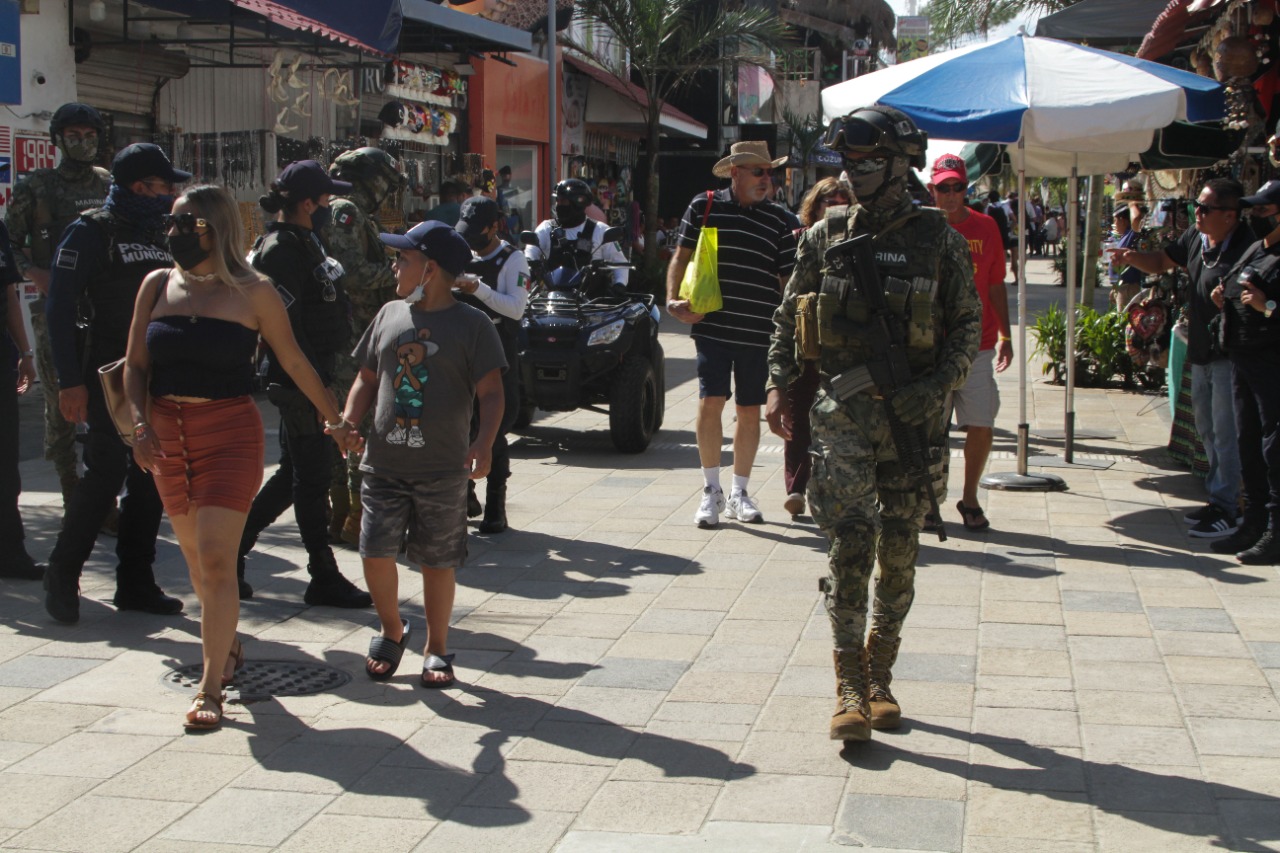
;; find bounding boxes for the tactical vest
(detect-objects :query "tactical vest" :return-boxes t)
[25,166,110,269]
[80,207,172,367]
[460,243,519,361]
[250,226,352,378]
[814,205,950,376]
[547,220,596,271]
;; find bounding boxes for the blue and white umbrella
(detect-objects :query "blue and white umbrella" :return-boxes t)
[822,34,1226,482]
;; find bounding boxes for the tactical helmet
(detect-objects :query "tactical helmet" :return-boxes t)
[823,106,927,170]
[553,178,593,212]
[49,102,106,141]
[330,146,406,198]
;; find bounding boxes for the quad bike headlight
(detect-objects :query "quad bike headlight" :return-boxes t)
[587,319,625,347]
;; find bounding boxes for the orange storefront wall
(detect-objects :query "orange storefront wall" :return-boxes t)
[469,54,556,223]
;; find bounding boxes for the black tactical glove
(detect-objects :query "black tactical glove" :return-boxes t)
[889,378,946,426]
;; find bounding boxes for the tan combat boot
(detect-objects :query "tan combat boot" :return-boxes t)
[831,648,871,743]
[867,630,902,730]
[328,483,350,543]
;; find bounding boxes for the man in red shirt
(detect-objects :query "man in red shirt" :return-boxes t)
[929,155,1014,530]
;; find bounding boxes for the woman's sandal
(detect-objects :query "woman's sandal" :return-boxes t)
[183,691,225,731]
[420,653,456,689]
[221,638,246,688]
[956,500,991,531]
[366,620,412,682]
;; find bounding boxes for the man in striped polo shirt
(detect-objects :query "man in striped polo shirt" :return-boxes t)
[667,141,797,527]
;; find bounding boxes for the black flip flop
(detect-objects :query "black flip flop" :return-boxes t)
[420,653,456,689]
[956,501,991,531]
[366,620,411,681]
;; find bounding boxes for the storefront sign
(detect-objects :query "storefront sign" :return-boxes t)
[897,16,930,63]
[0,0,18,105]
[15,133,55,177]
[562,70,587,156]
[386,59,465,106]
[361,65,386,96]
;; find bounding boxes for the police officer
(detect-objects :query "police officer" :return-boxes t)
[323,146,403,544]
[6,103,111,507]
[527,178,628,291]
[766,108,981,744]
[236,160,371,608]
[455,195,530,533]
[42,143,190,623]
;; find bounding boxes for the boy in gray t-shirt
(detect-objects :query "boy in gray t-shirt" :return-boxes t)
[343,222,506,688]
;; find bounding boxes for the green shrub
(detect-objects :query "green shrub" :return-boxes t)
[1030,303,1134,387]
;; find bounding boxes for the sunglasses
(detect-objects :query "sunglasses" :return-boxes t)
[934,183,967,194]
[825,195,851,205]
[161,213,209,233]
[1193,201,1236,215]
[745,167,772,178]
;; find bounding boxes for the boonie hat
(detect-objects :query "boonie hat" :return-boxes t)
[712,141,787,178]
[930,153,967,187]
[112,143,192,185]
[455,196,501,239]
[380,220,472,276]
[1242,179,1280,208]
[275,160,353,200]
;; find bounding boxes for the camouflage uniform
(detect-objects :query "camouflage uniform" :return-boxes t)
[321,148,401,542]
[5,161,110,491]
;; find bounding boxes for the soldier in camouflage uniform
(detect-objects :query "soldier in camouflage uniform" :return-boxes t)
[5,104,111,505]
[766,107,981,744]
[323,147,403,544]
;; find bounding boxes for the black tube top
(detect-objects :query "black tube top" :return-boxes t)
[146,315,259,399]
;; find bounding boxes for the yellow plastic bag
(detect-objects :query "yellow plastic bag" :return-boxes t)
[678,226,722,314]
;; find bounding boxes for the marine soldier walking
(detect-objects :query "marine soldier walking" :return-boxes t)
[766,108,981,743]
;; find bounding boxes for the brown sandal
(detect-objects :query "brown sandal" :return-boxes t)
[221,638,245,687]
[184,691,225,731]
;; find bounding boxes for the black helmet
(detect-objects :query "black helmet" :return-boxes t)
[50,102,105,141]
[823,106,927,171]
[554,178,593,212]
[330,146,406,199]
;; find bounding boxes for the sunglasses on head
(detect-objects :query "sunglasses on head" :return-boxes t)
[161,213,209,233]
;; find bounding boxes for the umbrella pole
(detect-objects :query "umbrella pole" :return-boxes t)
[981,140,1065,493]
[1064,163,1079,463]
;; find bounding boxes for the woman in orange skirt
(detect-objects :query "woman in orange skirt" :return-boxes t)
[123,185,360,730]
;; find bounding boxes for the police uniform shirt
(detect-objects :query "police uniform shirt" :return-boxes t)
[529,218,629,286]
[1221,240,1280,352]
[466,241,530,323]
[0,222,21,340]
[677,188,796,349]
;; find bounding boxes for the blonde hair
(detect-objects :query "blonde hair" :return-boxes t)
[178,184,265,291]
[799,177,854,227]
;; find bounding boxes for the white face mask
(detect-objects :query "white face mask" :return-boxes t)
[404,262,431,304]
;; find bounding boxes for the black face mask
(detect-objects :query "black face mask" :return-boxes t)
[464,228,491,251]
[169,232,210,271]
[556,204,586,228]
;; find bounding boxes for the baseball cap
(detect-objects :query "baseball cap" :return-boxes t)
[455,196,501,239]
[380,220,473,276]
[275,160,353,200]
[1242,180,1280,208]
[112,143,192,185]
[930,153,967,187]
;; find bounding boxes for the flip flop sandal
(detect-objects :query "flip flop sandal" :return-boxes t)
[420,653,456,689]
[956,501,991,531]
[184,691,225,732]
[366,620,412,682]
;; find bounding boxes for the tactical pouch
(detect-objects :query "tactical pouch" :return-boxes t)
[816,289,867,351]
[795,292,821,362]
[907,277,939,350]
[266,383,322,436]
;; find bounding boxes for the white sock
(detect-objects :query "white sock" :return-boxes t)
[703,467,721,491]
[732,474,749,496]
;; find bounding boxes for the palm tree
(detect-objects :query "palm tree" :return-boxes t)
[781,107,825,189]
[921,0,1079,46]
[567,0,793,274]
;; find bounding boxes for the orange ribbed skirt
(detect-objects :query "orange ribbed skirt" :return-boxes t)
[150,395,265,516]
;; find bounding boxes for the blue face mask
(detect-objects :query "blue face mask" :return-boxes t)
[310,205,331,232]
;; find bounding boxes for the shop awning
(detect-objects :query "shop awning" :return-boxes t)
[399,0,532,56]
[228,0,402,54]
[564,55,707,140]
[1034,0,1168,45]
[1137,0,1218,61]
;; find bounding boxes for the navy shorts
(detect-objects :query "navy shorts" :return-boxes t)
[694,336,768,406]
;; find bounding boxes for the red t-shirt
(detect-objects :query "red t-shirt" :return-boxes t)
[948,209,1006,351]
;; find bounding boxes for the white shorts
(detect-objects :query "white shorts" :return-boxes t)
[952,349,999,428]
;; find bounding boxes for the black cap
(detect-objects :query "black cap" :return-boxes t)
[455,196,501,239]
[379,221,472,277]
[275,159,353,200]
[112,143,192,185]
[1242,180,1280,208]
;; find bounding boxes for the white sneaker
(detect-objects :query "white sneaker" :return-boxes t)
[726,491,763,523]
[695,486,726,528]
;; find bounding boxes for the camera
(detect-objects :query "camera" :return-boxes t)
[32,72,46,85]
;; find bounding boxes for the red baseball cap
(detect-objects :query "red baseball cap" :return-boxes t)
[930,153,967,187]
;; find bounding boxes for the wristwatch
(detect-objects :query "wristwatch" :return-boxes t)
[1266,299,1276,319]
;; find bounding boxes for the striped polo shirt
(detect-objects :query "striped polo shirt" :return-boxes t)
[678,188,796,348]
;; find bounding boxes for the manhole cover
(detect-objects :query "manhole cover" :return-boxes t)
[163,660,351,697]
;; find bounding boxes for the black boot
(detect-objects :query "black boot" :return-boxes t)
[113,581,184,615]
[236,554,253,600]
[467,481,483,518]
[1238,529,1280,565]
[478,479,508,534]
[303,550,373,608]
[1211,519,1265,554]
[43,561,80,624]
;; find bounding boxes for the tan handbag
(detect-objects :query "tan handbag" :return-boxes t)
[98,357,147,447]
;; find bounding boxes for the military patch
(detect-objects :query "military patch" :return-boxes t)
[517,272,530,291]
[275,284,296,309]
[335,210,355,228]
[55,248,78,270]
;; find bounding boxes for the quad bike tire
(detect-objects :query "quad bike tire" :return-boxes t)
[652,339,666,430]
[512,398,536,431]
[610,353,660,453]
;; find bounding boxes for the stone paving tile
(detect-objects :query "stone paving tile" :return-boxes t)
[1062,611,1152,637]
[977,622,1067,651]
[1086,763,1215,814]
[160,788,331,846]
[835,792,964,852]
[1250,640,1280,668]
[504,720,638,766]
[1154,629,1250,659]
[666,670,779,705]
[6,731,169,778]
[688,641,790,674]
[974,687,1075,711]
[547,686,665,727]
[1081,724,1198,766]
[231,742,390,795]
[893,652,976,683]
[1071,660,1171,693]
[771,664,832,698]
[1166,654,1268,686]
[845,746,969,800]
[737,730,861,777]
[275,814,435,853]
[1076,689,1185,727]
[411,807,573,853]
[972,707,1080,748]
[892,682,975,719]
[710,773,844,825]
[1059,590,1143,613]
[7,794,192,853]
[1092,810,1232,853]
[0,655,103,689]
[1147,606,1236,633]
[753,696,830,734]
[979,648,1071,678]
[610,733,740,784]
[1065,635,1160,662]
[1200,756,1280,800]
[94,749,252,802]
[980,601,1063,625]
[575,779,720,833]
[326,766,480,820]
[0,772,99,829]
[575,656,688,691]
[1215,799,1280,853]
[132,841,273,853]
[1187,718,1280,758]
[628,608,723,636]
[0,701,115,744]
[462,760,611,811]
[965,788,1093,843]
[967,743,1086,793]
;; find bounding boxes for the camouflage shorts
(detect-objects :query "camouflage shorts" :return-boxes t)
[360,473,469,569]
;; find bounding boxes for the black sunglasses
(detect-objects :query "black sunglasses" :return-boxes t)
[745,167,772,178]
[934,183,967,194]
[1193,201,1236,215]
[161,213,210,233]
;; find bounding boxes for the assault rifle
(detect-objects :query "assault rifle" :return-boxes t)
[822,234,947,542]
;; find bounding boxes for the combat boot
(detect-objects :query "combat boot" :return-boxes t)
[866,630,903,730]
[303,550,372,608]
[340,500,362,548]
[236,553,253,600]
[328,483,350,544]
[831,648,871,743]
[478,480,508,534]
[467,481,483,518]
